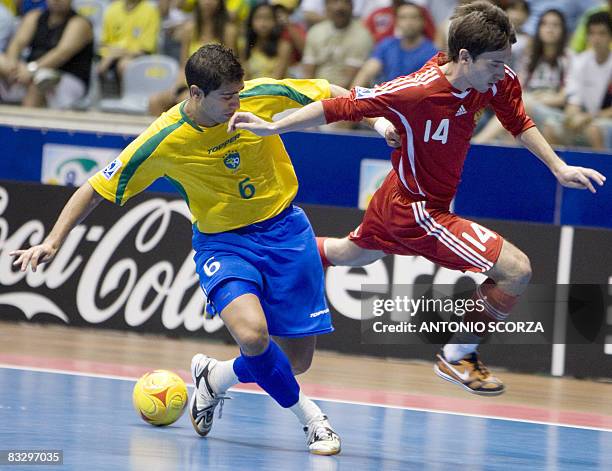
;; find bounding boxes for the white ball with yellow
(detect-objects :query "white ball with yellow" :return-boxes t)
[133,370,188,426]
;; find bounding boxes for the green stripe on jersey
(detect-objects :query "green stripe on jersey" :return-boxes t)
[239,84,313,106]
[115,121,183,205]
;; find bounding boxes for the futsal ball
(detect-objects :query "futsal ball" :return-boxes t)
[133,370,188,426]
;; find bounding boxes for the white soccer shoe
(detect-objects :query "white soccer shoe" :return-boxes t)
[304,415,341,455]
[189,353,228,437]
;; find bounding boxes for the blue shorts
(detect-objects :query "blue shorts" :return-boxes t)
[192,205,333,338]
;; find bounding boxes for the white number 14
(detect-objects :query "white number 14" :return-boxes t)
[462,223,497,252]
[424,119,449,144]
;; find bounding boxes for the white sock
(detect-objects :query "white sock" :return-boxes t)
[443,343,478,362]
[289,391,325,426]
[208,359,240,394]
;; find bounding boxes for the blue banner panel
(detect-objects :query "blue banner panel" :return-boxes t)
[560,151,612,228]
[454,144,558,223]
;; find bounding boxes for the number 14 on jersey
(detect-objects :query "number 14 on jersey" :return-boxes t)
[423,119,449,144]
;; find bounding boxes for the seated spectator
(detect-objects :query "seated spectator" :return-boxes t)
[301,0,373,89]
[242,2,292,79]
[149,0,237,115]
[352,1,437,87]
[553,11,612,149]
[272,0,305,69]
[570,0,611,53]
[300,0,389,28]
[474,9,570,144]
[0,0,93,108]
[522,0,599,39]
[0,3,15,52]
[505,0,530,68]
[97,0,160,93]
[364,0,436,45]
[521,10,569,117]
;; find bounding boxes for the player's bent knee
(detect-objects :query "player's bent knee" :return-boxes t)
[513,251,532,284]
[290,355,313,375]
[234,325,270,356]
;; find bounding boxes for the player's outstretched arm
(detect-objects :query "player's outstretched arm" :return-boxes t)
[518,127,606,193]
[228,101,327,136]
[9,182,104,271]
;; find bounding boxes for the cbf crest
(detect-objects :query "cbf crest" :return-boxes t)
[224,151,241,171]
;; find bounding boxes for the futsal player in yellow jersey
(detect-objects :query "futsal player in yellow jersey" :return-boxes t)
[10,44,397,455]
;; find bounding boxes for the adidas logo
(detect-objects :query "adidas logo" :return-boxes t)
[455,105,467,116]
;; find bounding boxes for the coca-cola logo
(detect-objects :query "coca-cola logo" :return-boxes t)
[0,185,224,333]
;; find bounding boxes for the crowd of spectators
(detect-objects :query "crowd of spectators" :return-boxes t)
[0,0,610,150]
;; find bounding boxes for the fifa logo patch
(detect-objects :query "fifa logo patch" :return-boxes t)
[102,158,122,180]
[223,151,240,170]
[354,86,375,99]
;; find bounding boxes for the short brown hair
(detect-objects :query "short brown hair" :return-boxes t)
[185,44,244,96]
[447,1,516,61]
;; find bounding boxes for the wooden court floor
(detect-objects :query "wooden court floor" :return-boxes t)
[1,320,611,423]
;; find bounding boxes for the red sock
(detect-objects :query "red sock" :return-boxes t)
[463,278,520,337]
[316,237,334,269]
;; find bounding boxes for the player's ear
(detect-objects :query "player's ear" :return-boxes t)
[458,49,472,64]
[190,85,204,100]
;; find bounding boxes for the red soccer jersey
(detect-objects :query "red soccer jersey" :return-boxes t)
[322,52,535,207]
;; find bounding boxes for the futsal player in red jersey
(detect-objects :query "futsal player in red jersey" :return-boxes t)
[228,1,606,395]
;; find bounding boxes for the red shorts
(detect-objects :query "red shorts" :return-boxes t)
[349,172,504,273]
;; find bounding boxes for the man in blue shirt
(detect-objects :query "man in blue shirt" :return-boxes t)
[352,1,438,87]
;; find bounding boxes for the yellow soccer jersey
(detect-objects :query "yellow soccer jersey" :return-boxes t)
[100,0,160,56]
[89,77,331,233]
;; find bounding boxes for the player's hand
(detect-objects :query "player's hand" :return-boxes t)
[9,243,58,272]
[227,112,275,135]
[385,125,401,148]
[554,164,606,193]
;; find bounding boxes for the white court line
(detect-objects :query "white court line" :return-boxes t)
[1,363,611,434]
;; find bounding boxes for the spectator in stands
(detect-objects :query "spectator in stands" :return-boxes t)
[474,8,569,144]
[300,0,389,28]
[364,0,436,45]
[271,0,305,70]
[522,0,599,38]
[96,0,160,91]
[148,0,237,115]
[0,3,15,52]
[550,11,612,149]
[0,0,93,108]
[301,0,373,89]
[520,10,569,116]
[505,0,530,68]
[242,2,292,80]
[352,1,437,87]
[571,0,611,53]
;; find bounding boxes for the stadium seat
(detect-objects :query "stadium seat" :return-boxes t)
[73,0,108,45]
[98,55,179,114]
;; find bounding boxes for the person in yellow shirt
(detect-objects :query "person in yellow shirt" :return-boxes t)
[96,0,160,85]
[148,0,238,116]
[10,44,395,455]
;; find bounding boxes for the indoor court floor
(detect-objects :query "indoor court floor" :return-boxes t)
[1,321,611,470]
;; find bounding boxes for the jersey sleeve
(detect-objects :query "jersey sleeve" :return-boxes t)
[239,77,331,119]
[322,82,417,124]
[490,69,536,137]
[88,123,169,206]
